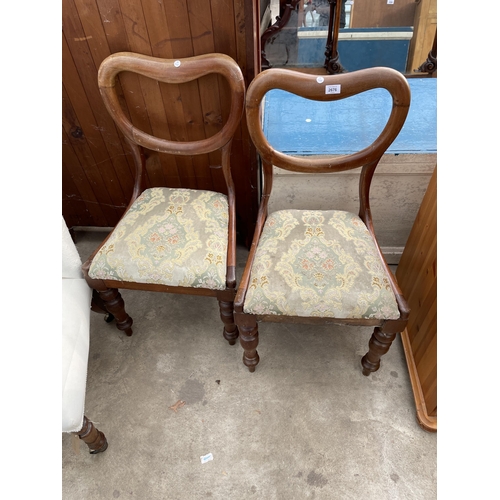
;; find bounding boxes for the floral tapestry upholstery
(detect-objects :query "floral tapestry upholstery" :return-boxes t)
[243,210,400,319]
[89,188,229,290]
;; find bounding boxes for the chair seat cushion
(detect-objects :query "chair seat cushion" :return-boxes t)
[243,210,400,319]
[89,188,229,290]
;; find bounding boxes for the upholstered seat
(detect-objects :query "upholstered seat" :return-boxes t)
[243,209,399,319]
[89,187,229,290]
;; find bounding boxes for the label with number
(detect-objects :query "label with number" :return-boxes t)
[325,84,341,95]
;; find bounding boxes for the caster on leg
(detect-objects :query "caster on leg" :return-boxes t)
[104,313,115,323]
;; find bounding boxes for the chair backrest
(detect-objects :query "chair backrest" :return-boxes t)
[245,66,411,229]
[98,52,246,201]
[99,52,245,156]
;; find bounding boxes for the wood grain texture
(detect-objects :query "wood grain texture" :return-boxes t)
[406,0,437,73]
[397,166,437,431]
[62,0,260,245]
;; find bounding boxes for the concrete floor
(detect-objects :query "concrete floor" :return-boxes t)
[62,229,437,500]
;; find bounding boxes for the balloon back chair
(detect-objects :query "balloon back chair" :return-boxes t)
[82,53,245,346]
[235,67,411,374]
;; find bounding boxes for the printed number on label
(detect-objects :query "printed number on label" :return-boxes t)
[325,84,341,95]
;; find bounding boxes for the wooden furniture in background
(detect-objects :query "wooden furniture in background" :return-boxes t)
[62,0,261,246]
[261,0,300,69]
[82,52,245,346]
[350,0,416,28]
[406,0,437,73]
[235,66,411,374]
[396,166,437,432]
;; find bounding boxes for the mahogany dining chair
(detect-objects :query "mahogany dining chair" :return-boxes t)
[82,52,245,347]
[235,66,411,374]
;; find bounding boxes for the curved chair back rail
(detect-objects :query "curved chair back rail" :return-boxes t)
[98,52,246,155]
[246,67,411,173]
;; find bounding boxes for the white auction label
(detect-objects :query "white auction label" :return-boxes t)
[325,84,341,94]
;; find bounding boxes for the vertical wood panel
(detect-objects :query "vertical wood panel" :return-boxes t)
[140,0,193,187]
[62,128,109,226]
[406,0,437,73]
[62,78,131,212]
[410,289,435,349]
[397,166,437,431]
[63,0,136,224]
[98,0,164,197]
[187,0,226,192]
[119,0,175,188]
[234,0,261,245]
[62,0,260,241]
[73,0,138,185]
[161,0,205,188]
[62,153,89,228]
[62,66,121,224]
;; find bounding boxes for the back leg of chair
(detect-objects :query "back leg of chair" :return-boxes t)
[217,289,239,345]
[237,314,260,372]
[94,286,133,337]
[75,416,108,454]
[90,289,115,323]
[361,326,398,376]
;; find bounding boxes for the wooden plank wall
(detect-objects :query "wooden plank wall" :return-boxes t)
[62,0,260,245]
[396,166,437,431]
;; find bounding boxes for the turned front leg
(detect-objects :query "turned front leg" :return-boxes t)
[237,316,260,372]
[97,288,133,336]
[218,299,239,345]
[361,327,397,376]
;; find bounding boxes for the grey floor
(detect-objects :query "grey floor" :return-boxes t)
[62,229,437,500]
